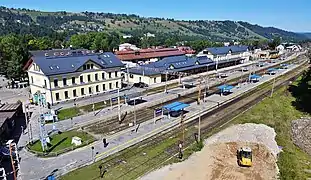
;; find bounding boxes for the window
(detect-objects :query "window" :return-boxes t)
[81,88,85,95]
[54,79,58,87]
[31,76,34,84]
[87,64,90,69]
[130,74,134,78]
[44,80,47,88]
[109,72,112,78]
[154,77,156,83]
[80,76,84,83]
[91,64,94,69]
[64,91,69,99]
[102,72,105,80]
[72,77,76,84]
[116,82,119,88]
[95,74,98,81]
[96,85,99,92]
[83,65,87,70]
[88,74,91,82]
[139,77,142,82]
[63,78,67,86]
[102,84,106,90]
[89,87,93,94]
[109,83,112,89]
[55,93,60,100]
[135,51,140,55]
[73,89,77,97]
[115,71,118,77]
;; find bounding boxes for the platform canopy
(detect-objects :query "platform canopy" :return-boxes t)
[217,84,235,92]
[163,102,190,111]
[250,74,261,80]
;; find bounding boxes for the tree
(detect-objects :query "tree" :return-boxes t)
[0,35,29,79]
[268,37,281,50]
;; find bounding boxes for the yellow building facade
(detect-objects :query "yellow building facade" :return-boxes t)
[26,50,124,105]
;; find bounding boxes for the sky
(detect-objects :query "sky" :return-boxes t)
[1,0,311,32]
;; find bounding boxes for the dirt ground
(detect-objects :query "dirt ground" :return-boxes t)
[142,142,278,180]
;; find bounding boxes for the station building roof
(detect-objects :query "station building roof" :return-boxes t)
[203,45,249,55]
[127,55,214,76]
[24,50,124,76]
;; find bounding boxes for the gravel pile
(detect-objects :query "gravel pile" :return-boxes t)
[292,118,311,156]
[205,123,282,157]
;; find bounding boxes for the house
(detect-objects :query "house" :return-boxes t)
[177,46,196,56]
[286,45,302,52]
[24,49,125,105]
[118,43,139,51]
[197,45,251,64]
[125,54,244,85]
[115,48,185,65]
[0,102,23,142]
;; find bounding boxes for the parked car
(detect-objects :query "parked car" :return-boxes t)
[133,82,148,88]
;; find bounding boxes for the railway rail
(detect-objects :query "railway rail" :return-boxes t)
[70,60,309,180]
[84,57,304,136]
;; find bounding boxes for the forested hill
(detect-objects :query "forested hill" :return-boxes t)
[0,6,308,42]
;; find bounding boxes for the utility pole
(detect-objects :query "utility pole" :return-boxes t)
[180,110,184,143]
[164,72,168,93]
[270,76,276,97]
[133,99,136,126]
[118,88,121,123]
[198,104,202,142]
[9,144,16,180]
[197,77,202,104]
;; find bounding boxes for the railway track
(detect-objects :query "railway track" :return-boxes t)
[78,60,308,180]
[84,57,303,136]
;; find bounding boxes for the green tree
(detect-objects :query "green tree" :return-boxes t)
[0,35,29,79]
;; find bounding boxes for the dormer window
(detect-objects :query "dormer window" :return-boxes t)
[195,61,199,65]
[49,66,53,70]
[169,65,174,69]
[56,66,59,69]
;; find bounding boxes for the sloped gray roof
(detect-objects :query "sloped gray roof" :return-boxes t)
[32,52,124,76]
[127,55,214,76]
[205,45,249,55]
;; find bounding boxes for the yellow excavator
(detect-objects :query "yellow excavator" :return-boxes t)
[237,147,252,167]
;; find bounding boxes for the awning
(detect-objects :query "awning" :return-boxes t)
[171,103,190,111]
[250,74,261,80]
[163,102,183,110]
[163,102,190,111]
[217,84,235,92]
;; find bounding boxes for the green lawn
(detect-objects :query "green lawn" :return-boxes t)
[57,107,82,120]
[28,130,95,156]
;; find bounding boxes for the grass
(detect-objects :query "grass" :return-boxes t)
[61,72,311,180]
[57,107,82,120]
[28,130,95,155]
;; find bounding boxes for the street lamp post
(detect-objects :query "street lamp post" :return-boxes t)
[118,88,121,123]
[91,146,95,161]
[133,99,136,126]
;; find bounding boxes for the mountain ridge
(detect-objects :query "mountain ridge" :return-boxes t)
[0,6,309,42]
